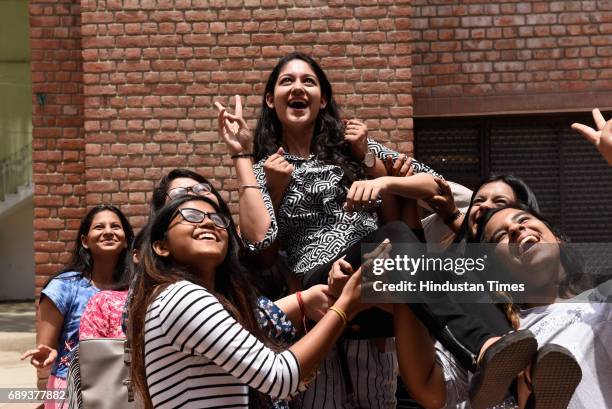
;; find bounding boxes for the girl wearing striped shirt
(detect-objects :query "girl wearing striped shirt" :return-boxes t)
[129,195,368,408]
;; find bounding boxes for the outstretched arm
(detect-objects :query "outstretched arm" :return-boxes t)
[21,296,62,369]
[571,108,612,165]
[345,173,439,212]
[215,96,274,244]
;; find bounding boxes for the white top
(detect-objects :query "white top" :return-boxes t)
[144,281,301,408]
[519,287,612,408]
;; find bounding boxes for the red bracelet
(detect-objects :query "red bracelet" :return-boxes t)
[296,291,308,333]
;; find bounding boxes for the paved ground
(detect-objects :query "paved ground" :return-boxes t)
[0,302,42,408]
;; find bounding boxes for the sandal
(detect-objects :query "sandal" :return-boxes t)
[469,329,538,409]
[526,344,582,409]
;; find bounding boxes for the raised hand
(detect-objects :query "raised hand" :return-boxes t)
[424,177,458,220]
[344,119,369,160]
[21,344,57,369]
[263,147,294,208]
[384,154,414,177]
[571,108,612,165]
[215,95,252,156]
[327,257,353,298]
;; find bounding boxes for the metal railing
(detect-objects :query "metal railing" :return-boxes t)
[0,142,31,202]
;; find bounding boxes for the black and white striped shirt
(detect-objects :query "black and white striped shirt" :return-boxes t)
[144,281,301,408]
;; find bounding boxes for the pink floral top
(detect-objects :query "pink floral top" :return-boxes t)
[79,290,128,339]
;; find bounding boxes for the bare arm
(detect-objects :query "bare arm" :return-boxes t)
[394,304,446,409]
[21,296,62,368]
[274,284,335,328]
[233,156,273,243]
[216,96,274,244]
[289,270,364,380]
[345,174,438,213]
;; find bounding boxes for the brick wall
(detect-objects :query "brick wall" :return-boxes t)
[411,0,612,116]
[78,0,413,224]
[33,1,413,290]
[31,0,86,294]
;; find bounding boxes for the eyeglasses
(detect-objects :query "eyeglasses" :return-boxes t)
[171,208,231,229]
[167,182,213,200]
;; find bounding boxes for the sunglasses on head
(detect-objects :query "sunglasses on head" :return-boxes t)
[171,207,231,229]
[166,182,213,200]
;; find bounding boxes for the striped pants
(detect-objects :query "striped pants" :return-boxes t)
[295,339,398,409]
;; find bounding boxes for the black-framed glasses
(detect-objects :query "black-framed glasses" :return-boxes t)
[167,182,213,200]
[171,208,231,229]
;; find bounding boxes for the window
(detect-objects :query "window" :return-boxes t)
[415,114,612,243]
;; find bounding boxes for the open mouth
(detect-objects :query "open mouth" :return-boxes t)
[194,231,218,242]
[518,235,539,257]
[288,100,308,109]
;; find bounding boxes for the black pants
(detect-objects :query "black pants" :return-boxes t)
[302,221,513,372]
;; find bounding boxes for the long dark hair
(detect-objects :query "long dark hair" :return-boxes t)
[476,203,593,327]
[129,196,272,408]
[45,205,134,290]
[150,168,230,216]
[254,52,364,185]
[455,174,540,243]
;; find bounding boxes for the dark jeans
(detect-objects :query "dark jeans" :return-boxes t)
[302,221,513,372]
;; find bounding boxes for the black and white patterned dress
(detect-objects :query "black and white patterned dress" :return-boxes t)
[246,139,442,278]
[246,139,441,409]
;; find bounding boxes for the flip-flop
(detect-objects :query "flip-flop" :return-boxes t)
[526,344,582,409]
[469,329,538,409]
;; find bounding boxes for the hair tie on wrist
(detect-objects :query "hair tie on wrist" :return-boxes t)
[231,153,254,159]
[444,210,462,225]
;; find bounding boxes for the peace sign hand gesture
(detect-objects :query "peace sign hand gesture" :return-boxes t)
[215,95,253,156]
[571,108,612,165]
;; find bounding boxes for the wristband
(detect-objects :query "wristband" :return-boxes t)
[239,184,261,192]
[296,291,309,333]
[444,209,462,225]
[328,305,348,326]
[231,153,254,159]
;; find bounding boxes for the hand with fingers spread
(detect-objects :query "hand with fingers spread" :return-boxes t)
[344,119,369,161]
[344,178,389,213]
[425,177,459,220]
[327,257,353,298]
[571,108,612,165]
[302,284,337,322]
[384,154,414,177]
[263,147,294,208]
[215,95,252,156]
[21,344,57,369]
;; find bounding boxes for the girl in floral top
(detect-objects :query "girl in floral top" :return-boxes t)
[21,205,134,409]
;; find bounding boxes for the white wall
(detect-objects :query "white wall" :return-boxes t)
[0,194,34,300]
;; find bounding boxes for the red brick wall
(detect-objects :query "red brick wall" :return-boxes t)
[32,1,414,290]
[79,0,414,224]
[411,0,612,116]
[31,0,86,293]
